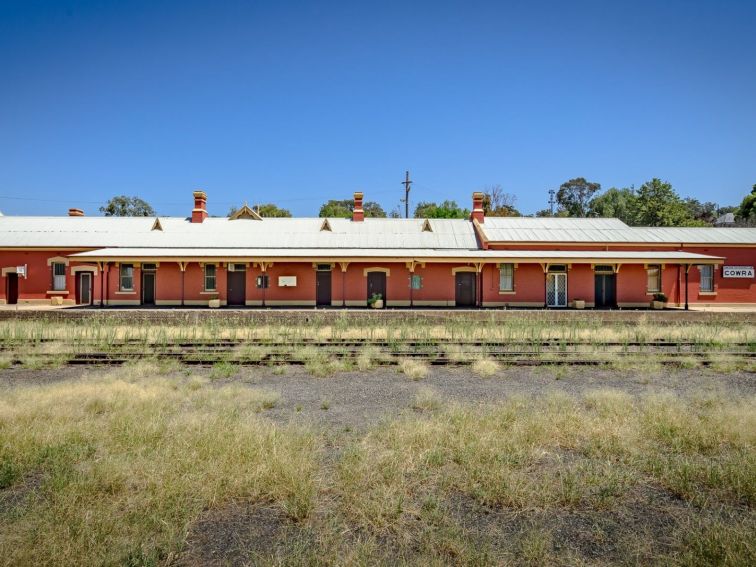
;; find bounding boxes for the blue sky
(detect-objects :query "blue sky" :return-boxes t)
[1,0,754,217]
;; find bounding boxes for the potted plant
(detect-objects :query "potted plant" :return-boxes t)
[571,299,585,309]
[368,293,384,309]
[651,292,667,310]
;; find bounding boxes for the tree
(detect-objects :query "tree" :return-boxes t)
[535,208,569,218]
[634,178,697,226]
[588,187,639,224]
[482,185,520,217]
[683,198,719,225]
[256,203,292,217]
[99,195,155,217]
[413,200,470,219]
[228,204,292,218]
[736,184,756,223]
[556,177,601,217]
[318,199,386,218]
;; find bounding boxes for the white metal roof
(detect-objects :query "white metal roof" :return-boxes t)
[0,216,479,249]
[70,248,723,263]
[1,214,754,249]
[479,217,756,244]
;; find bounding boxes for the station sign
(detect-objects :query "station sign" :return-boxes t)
[722,266,754,278]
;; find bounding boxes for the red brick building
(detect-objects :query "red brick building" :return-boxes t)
[1,191,754,309]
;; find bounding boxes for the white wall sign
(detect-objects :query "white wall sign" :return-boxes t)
[278,276,297,287]
[722,266,754,278]
[16,265,26,278]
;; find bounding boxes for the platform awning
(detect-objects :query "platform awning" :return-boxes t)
[68,248,725,265]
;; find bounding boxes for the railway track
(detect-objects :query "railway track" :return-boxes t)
[2,339,754,368]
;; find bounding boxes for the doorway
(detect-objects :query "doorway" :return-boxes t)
[6,273,18,305]
[455,272,476,307]
[316,270,332,306]
[78,272,93,305]
[227,268,246,306]
[546,272,567,307]
[141,271,155,306]
[594,273,616,308]
[367,271,386,307]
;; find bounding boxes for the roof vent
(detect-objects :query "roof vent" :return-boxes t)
[68,208,84,217]
[151,218,163,231]
[229,203,262,220]
[320,218,332,232]
[421,219,433,232]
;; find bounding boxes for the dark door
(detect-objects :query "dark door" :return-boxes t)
[79,272,93,305]
[316,271,332,306]
[6,273,18,305]
[227,271,246,306]
[367,272,386,307]
[455,272,476,307]
[141,272,155,306]
[594,274,616,308]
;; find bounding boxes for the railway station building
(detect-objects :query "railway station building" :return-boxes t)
[1,191,755,309]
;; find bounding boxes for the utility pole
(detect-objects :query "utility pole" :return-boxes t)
[548,189,556,216]
[401,171,412,218]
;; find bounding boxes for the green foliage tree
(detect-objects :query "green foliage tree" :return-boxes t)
[227,204,292,218]
[683,198,719,225]
[634,178,701,226]
[99,196,155,217]
[736,184,756,223]
[556,177,601,217]
[413,200,470,219]
[588,187,639,224]
[482,185,520,217]
[318,199,386,218]
[256,203,292,217]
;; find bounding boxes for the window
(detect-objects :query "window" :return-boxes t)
[120,264,134,291]
[499,264,514,291]
[232,263,246,272]
[699,265,714,292]
[142,263,157,271]
[52,262,66,291]
[410,274,422,290]
[204,264,216,291]
[646,265,661,293]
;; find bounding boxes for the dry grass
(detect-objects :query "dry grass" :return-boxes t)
[0,352,754,565]
[0,364,315,566]
[398,358,429,380]
[328,389,755,564]
[471,357,499,377]
[411,387,443,411]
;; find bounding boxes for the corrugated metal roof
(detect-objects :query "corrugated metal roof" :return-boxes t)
[0,216,479,249]
[1,215,754,249]
[70,247,723,263]
[480,217,756,244]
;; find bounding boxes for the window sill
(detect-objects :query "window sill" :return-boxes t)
[114,291,136,295]
[46,290,69,295]
[200,291,219,295]
[698,292,717,296]
[498,291,516,295]
[646,292,661,296]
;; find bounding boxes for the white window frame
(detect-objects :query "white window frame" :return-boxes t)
[499,264,514,292]
[699,265,714,292]
[120,264,134,291]
[52,262,66,291]
[646,265,661,293]
[204,264,217,292]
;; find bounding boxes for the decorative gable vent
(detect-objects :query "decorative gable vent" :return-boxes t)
[151,218,163,231]
[320,218,332,232]
[229,203,263,220]
[421,219,433,232]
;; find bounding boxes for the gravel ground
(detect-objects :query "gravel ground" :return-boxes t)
[2,365,753,432]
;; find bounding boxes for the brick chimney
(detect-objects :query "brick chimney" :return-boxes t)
[352,191,364,222]
[68,208,84,217]
[470,191,485,223]
[191,190,208,223]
